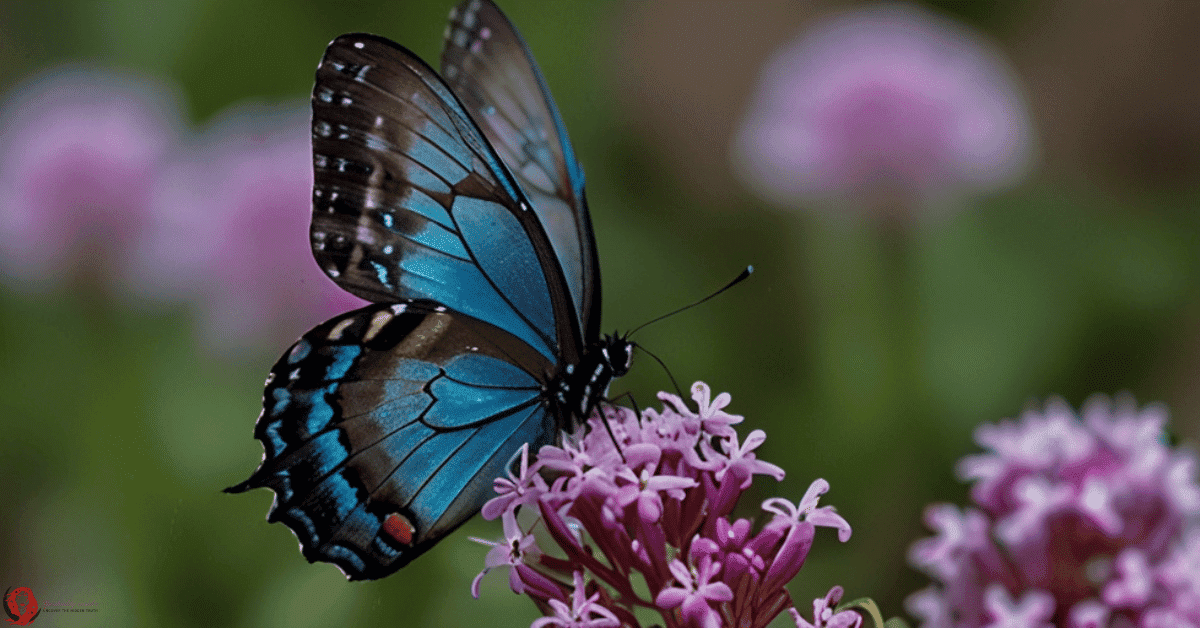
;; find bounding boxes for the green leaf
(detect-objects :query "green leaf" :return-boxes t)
[838,597,885,627]
[836,597,911,628]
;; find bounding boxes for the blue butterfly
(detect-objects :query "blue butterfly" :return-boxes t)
[226,0,632,580]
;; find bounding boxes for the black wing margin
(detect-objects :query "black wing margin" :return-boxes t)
[310,34,584,364]
[441,0,601,343]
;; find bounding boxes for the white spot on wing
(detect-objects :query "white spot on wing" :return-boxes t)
[356,224,376,245]
[364,310,392,342]
[363,186,382,213]
[328,318,355,340]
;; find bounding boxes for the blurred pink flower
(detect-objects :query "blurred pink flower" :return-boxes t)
[908,395,1200,628]
[0,67,181,289]
[0,66,364,354]
[128,104,365,355]
[732,2,1036,217]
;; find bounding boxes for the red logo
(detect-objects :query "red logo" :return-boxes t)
[3,587,39,625]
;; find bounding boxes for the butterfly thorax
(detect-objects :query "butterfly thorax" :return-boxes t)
[553,335,633,426]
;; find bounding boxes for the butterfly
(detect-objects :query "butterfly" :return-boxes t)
[226,0,633,580]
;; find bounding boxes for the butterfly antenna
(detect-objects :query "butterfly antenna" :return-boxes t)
[633,343,684,401]
[628,265,753,337]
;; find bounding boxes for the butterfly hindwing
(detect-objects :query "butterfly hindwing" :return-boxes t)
[310,34,583,364]
[442,0,600,340]
[227,301,558,580]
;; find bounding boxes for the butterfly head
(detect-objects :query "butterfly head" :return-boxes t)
[601,333,635,378]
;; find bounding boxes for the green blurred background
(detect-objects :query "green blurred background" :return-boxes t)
[2,0,1198,626]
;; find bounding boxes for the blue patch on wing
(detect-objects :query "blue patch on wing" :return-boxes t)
[440,352,539,387]
[394,247,554,360]
[423,385,539,429]
[326,345,362,380]
[412,401,549,534]
[380,215,468,260]
[452,196,554,347]
[393,188,453,230]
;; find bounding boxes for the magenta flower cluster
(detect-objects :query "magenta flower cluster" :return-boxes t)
[908,395,1200,628]
[732,2,1035,217]
[0,68,179,289]
[471,382,856,628]
[0,67,363,354]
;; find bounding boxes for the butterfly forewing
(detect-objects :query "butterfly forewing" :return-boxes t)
[442,0,600,342]
[310,34,582,363]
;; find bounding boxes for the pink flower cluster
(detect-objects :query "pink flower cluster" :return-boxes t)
[125,104,364,353]
[908,395,1200,628]
[0,68,180,288]
[0,67,363,354]
[472,382,857,628]
[732,2,1035,217]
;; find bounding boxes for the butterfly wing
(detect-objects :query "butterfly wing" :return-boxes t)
[441,0,601,343]
[310,34,583,365]
[226,301,557,579]
[227,33,595,579]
